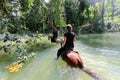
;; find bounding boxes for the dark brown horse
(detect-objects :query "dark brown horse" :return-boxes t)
[61,50,106,80]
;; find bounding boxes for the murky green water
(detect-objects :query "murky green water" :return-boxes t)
[0,46,93,80]
[75,41,120,80]
[0,33,120,80]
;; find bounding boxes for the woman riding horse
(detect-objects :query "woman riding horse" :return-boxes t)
[56,24,76,60]
[56,24,105,80]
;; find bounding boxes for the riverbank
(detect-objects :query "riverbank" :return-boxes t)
[0,34,56,73]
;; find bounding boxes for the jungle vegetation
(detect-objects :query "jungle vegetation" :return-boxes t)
[0,0,120,34]
[0,0,120,71]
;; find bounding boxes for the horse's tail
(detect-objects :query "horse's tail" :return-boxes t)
[80,67,106,80]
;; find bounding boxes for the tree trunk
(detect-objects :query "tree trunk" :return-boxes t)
[101,0,105,28]
[86,6,90,23]
[111,0,114,22]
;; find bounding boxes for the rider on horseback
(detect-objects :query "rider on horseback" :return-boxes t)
[56,24,76,60]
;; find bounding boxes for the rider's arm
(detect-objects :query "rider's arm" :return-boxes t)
[73,37,76,42]
[63,37,66,44]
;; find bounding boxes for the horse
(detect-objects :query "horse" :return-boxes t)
[61,50,106,80]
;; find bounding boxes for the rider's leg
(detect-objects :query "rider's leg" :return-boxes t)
[56,47,65,59]
[56,38,64,47]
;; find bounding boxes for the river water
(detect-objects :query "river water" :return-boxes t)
[0,33,120,80]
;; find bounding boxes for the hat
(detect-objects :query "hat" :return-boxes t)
[66,24,72,27]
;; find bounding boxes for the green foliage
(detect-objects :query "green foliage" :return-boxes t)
[64,0,88,33]
[19,0,33,12]
[114,16,120,22]
[104,0,120,31]
[0,34,52,63]
[64,0,80,25]
[0,0,120,34]
[46,0,65,28]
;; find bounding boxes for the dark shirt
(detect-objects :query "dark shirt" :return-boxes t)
[51,31,58,42]
[64,32,75,48]
[52,31,58,39]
